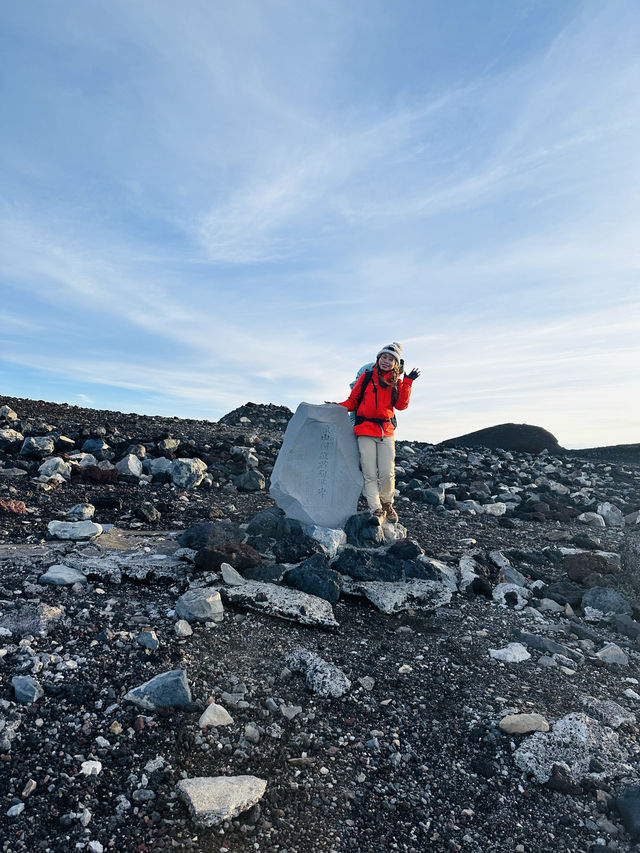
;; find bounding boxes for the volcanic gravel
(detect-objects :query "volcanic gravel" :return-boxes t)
[1,395,640,853]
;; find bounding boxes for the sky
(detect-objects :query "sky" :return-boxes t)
[1,0,639,449]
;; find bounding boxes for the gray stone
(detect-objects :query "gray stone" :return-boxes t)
[615,786,640,840]
[499,713,550,734]
[220,563,246,586]
[147,457,172,476]
[492,582,531,610]
[220,580,338,628]
[199,703,234,728]
[270,402,363,529]
[344,512,385,548]
[514,712,629,784]
[47,520,102,540]
[0,405,18,421]
[169,458,208,489]
[174,619,193,637]
[422,486,445,506]
[0,603,65,637]
[175,588,224,623]
[596,642,629,666]
[0,428,23,449]
[597,501,625,527]
[136,629,160,650]
[66,503,95,521]
[577,511,606,529]
[303,524,346,558]
[157,437,180,452]
[64,550,187,585]
[176,775,267,828]
[124,669,192,709]
[231,470,265,491]
[38,457,72,479]
[343,578,452,614]
[489,642,531,663]
[81,438,111,459]
[582,697,636,729]
[39,564,87,586]
[21,436,55,457]
[12,675,44,704]
[286,648,351,698]
[116,454,143,477]
[582,586,632,616]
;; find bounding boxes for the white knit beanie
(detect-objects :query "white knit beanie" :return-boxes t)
[376,342,403,365]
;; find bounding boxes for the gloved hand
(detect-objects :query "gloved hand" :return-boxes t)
[406,368,421,381]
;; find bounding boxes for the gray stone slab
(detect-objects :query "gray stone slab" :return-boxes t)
[221,580,338,628]
[176,775,267,828]
[175,587,224,622]
[270,403,363,529]
[39,564,87,586]
[342,578,453,614]
[124,669,192,709]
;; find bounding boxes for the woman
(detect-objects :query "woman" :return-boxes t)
[338,343,420,521]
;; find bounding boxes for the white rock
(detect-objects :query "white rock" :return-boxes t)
[577,512,606,529]
[597,501,625,527]
[499,713,550,734]
[220,563,246,586]
[81,760,103,776]
[116,454,143,477]
[514,712,629,783]
[492,583,531,610]
[489,642,531,663]
[176,775,267,827]
[199,703,234,728]
[47,520,103,540]
[38,457,72,479]
[304,524,347,558]
[175,587,224,623]
[39,565,87,586]
[174,620,193,637]
[221,580,338,628]
[66,502,95,520]
[484,502,507,516]
[0,405,18,420]
[169,458,208,489]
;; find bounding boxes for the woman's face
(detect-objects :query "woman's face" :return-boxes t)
[378,353,396,372]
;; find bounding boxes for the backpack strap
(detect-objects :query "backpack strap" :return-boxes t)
[355,369,373,414]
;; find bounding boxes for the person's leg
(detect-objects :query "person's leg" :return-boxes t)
[378,437,395,504]
[357,436,382,511]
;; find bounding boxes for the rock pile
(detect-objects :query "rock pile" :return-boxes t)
[1,395,640,853]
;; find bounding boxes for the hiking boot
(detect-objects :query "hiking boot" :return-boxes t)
[372,507,386,520]
[381,502,398,522]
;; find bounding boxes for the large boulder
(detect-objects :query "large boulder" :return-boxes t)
[270,403,363,529]
[169,458,208,489]
[283,553,342,603]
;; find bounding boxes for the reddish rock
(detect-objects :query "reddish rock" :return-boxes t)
[0,498,27,515]
[195,542,262,572]
[70,464,118,485]
[564,552,618,584]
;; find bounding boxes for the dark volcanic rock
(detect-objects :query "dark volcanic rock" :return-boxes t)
[441,422,561,453]
[195,542,262,571]
[563,551,618,583]
[177,520,245,550]
[283,553,342,603]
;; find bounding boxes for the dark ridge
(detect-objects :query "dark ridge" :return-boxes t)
[563,443,640,465]
[440,422,561,454]
[219,401,293,430]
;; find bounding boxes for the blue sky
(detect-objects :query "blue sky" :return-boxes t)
[1,0,639,448]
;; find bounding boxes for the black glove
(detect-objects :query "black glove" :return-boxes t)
[407,368,421,381]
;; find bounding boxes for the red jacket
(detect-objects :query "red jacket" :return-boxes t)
[339,368,413,437]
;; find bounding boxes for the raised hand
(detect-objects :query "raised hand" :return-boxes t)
[407,368,421,381]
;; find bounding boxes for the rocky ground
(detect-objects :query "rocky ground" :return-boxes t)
[1,395,640,853]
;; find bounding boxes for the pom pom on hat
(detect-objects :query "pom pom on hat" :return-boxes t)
[376,342,403,364]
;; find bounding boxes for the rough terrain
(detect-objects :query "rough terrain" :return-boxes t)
[1,395,640,853]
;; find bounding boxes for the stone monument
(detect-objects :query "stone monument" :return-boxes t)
[270,403,363,529]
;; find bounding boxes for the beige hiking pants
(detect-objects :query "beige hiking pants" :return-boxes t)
[357,435,395,510]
